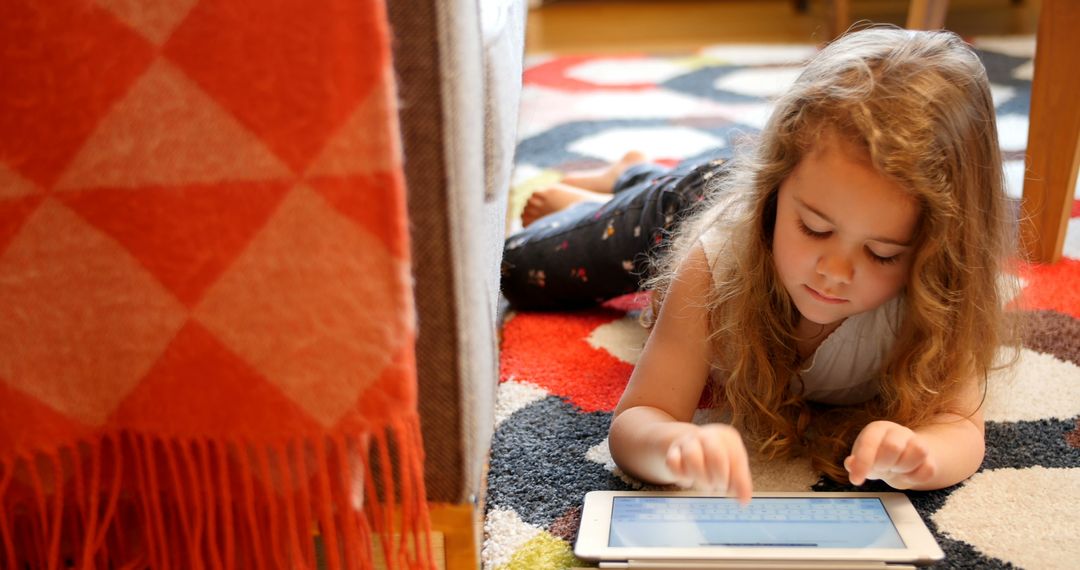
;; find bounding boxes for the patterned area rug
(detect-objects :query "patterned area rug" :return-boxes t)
[484,39,1080,569]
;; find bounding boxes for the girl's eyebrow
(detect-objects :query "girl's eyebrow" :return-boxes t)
[793,197,913,247]
[794,197,835,224]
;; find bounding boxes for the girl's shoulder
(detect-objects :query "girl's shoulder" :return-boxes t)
[698,225,729,270]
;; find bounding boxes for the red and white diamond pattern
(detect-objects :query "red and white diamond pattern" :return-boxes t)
[0,0,414,440]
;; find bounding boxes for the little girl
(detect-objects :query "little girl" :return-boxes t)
[502,27,1019,497]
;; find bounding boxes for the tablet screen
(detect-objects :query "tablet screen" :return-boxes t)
[609,497,905,549]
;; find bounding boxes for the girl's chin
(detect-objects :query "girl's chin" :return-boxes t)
[793,299,850,327]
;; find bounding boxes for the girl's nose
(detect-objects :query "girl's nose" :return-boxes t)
[816,252,854,284]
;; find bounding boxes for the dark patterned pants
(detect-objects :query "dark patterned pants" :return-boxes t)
[501,153,733,310]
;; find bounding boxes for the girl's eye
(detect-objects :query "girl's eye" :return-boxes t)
[797,220,830,239]
[868,249,901,265]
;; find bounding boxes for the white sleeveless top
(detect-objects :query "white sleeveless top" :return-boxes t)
[700,229,902,405]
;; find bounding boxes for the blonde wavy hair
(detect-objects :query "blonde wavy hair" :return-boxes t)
[647,27,1019,482]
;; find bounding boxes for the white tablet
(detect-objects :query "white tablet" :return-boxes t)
[575,491,944,569]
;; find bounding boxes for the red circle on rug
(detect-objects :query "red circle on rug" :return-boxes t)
[500,307,636,413]
[1017,258,1080,319]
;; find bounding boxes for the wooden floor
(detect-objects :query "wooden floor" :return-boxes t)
[526,0,1042,54]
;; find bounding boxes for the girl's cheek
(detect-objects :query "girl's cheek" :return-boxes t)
[875,266,910,297]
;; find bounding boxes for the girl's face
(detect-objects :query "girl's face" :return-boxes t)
[772,133,920,327]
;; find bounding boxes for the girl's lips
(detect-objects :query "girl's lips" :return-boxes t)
[805,285,848,304]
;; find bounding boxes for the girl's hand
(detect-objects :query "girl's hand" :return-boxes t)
[665,423,753,504]
[844,421,938,489]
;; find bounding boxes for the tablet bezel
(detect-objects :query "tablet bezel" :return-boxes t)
[575,491,944,565]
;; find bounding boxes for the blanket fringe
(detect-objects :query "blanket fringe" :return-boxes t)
[0,417,433,570]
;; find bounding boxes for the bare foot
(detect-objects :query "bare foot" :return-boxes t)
[561,150,648,193]
[521,183,612,227]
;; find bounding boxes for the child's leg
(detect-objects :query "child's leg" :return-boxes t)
[521,151,649,227]
[502,155,732,310]
[522,183,612,228]
[560,150,647,193]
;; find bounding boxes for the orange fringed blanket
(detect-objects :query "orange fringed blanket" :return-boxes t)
[0,1,430,568]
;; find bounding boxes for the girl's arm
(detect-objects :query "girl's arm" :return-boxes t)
[608,245,753,502]
[845,377,986,490]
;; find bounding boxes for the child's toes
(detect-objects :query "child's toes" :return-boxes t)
[521,202,542,227]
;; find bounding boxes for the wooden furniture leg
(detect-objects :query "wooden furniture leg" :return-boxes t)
[829,0,949,39]
[906,0,949,29]
[829,0,851,39]
[1021,0,1080,264]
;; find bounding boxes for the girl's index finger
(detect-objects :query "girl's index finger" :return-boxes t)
[727,446,753,505]
[847,422,889,485]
